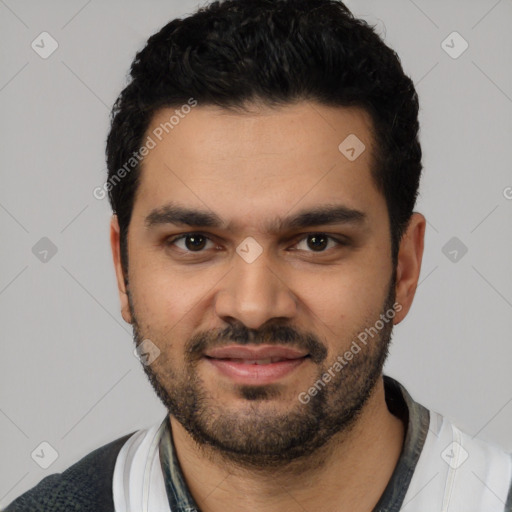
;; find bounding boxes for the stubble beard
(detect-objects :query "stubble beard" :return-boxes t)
[128,275,396,470]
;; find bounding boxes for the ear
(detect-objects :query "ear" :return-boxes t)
[110,215,133,324]
[393,213,426,325]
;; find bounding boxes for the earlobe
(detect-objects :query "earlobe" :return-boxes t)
[393,213,426,325]
[110,215,133,324]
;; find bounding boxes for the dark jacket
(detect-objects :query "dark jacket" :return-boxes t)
[4,433,133,512]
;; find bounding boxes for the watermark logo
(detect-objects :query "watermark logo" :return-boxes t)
[442,236,468,263]
[441,441,469,469]
[31,32,59,59]
[134,339,161,366]
[236,237,263,264]
[298,302,402,404]
[441,31,469,60]
[338,134,366,162]
[32,237,58,263]
[31,441,59,469]
[93,98,198,200]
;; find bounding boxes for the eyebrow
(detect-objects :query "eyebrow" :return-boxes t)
[144,202,367,233]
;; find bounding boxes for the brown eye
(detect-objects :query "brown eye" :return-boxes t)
[294,233,345,253]
[168,233,214,252]
[306,234,329,251]
[184,234,207,251]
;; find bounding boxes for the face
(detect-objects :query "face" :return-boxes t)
[111,102,418,468]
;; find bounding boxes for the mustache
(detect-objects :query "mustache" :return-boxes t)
[185,323,328,364]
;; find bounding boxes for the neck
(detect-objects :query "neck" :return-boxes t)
[169,376,405,512]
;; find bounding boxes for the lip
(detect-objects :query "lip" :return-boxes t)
[203,344,310,385]
[204,344,308,360]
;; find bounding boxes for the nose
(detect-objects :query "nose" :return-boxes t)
[214,252,297,330]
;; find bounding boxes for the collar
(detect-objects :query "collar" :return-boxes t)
[372,375,430,511]
[157,375,430,512]
[158,418,200,511]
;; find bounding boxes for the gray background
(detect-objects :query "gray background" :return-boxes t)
[1,0,511,505]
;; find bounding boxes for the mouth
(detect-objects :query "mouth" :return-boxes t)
[203,345,311,385]
[208,356,302,364]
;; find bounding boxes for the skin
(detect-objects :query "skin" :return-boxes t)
[111,101,425,512]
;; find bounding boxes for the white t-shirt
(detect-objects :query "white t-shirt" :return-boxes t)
[112,377,512,511]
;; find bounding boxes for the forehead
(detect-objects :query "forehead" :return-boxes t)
[133,102,384,231]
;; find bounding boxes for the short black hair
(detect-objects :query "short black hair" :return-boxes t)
[106,0,422,273]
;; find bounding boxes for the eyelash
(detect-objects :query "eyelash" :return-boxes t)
[165,232,348,255]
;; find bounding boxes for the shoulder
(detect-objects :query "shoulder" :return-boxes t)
[3,432,135,512]
[407,410,512,511]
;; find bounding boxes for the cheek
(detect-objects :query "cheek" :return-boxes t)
[128,256,224,335]
[128,260,184,327]
[295,262,389,338]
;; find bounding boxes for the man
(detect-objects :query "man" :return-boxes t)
[5,0,512,510]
